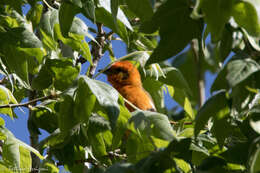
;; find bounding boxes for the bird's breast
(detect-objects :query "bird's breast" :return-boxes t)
[117,85,156,112]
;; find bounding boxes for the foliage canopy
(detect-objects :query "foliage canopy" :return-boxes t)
[0,0,260,172]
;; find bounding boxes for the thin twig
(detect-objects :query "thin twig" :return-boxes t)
[88,23,105,78]
[169,120,193,125]
[0,94,57,109]
[42,0,56,10]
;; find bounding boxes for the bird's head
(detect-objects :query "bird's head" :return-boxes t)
[102,61,142,88]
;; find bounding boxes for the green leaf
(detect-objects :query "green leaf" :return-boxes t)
[158,67,192,97]
[248,137,260,173]
[40,159,59,173]
[143,0,203,64]
[226,57,260,88]
[54,24,92,63]
[130,110,176,141]
[1,126,44,170]
[195,90,228,136]
[98,0,132,31]
[40,9,59,38]
[1,46,29,84]
[48,58,80,91]
[87,129,109,164]
[111,100,131,149]
[172,87,194,120]
[125,0,153,21]
[59,2,80,37]
[26,3,43,30]
[200,0,234,42]
[166,138,192,161]
[0,27,42,48]
[0,0,24,14]
[31,62,53,90]
[95,5,129,42]
[32,101,58,133]
[218,25,233,62]
[143,77,164,113]
[80,76,120,129]
[70,17,96,42]
[81,0,95,21]
[74,77,96,123]
[0,162,12,173]
[211,53,260,91]
[145,65,194,119]
[211,107,231,148]
[111,0,119,28]
[0,85,18,118]
[232,0,260,37]
[58,95,78,133]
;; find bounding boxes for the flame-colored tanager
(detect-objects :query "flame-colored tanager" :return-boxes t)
[103,61,156,112]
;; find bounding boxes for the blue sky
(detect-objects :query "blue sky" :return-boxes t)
[1,4,217,146]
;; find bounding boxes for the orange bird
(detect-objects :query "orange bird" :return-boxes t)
[103,61,156,112]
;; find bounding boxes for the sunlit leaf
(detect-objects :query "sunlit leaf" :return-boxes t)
[130,110,176,141]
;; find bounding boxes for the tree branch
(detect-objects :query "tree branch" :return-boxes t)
[88,23,105,78]
[0,94,57,109]
[191,39,205,108]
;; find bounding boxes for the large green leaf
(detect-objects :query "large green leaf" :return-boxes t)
[0,27,42,48]
[211,107,231,148]
[80,76,120,129]
[232,0,260,37]
[226,58,260,88]
[218,25,233,62]
[199,0,234,42]
[82,0,96,21]
[33,58,80,91]
[0,126,44,170]
[195,90,228,136]
[211,52,260,91]
[142,0,203,65]
[125,0,153,21]
[145,65,194,119]
[111,0,119,28]
[58,95,78,133]
[40,9,59,38]
[74,77,96,123]
[111,98,131,150]
[48,58,80,91]
[130,110,176,141]
[59,1,80,37]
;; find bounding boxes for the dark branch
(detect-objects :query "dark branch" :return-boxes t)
[88,23,105,78]
[0,94,58,109]
[191,39,205,107]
